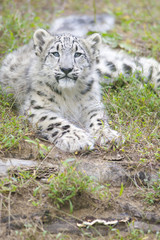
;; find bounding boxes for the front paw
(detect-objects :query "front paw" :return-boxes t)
[54,130,94,152]
[95,128,124,146]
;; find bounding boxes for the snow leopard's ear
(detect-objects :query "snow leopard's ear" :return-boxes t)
[33,29,52,56]
[85,33,102,50]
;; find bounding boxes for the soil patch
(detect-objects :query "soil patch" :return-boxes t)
[0,141,159,239]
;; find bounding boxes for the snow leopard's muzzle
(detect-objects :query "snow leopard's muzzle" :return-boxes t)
[55,67,78,82]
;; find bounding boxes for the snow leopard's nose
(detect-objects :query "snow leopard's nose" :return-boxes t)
[60,67,73,75]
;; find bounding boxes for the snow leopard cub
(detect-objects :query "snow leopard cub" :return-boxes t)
[0,29,121,152]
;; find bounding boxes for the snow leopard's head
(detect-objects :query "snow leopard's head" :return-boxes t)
[33,29,101,89]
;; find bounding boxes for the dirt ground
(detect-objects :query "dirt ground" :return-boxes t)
[0,139,160,239]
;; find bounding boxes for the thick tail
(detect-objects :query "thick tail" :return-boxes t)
[49,14,115,37]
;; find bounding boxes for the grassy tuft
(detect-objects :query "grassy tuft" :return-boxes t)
[144,173,160,205]
[48,160,111,212]
[0,87,28,150]
[103,75,160,153]
[0,0,50,59]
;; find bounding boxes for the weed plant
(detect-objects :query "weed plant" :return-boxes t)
[48,160,110,212]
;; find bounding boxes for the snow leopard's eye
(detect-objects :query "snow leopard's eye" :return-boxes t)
[51,52,60,57]
[74,52,82,58]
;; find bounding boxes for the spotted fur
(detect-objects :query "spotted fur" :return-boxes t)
[97,45,160,90]
[0,28,159,152]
